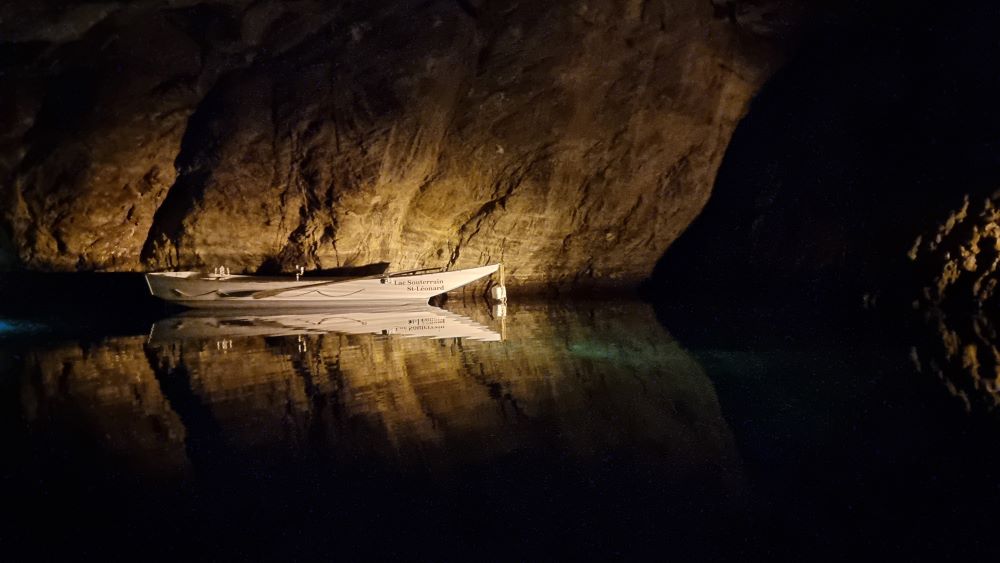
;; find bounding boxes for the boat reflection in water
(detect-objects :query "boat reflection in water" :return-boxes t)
[148,303,503,344]
[9,300,744,558]
[15,300,739,478]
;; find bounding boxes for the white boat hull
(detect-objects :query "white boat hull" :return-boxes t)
[145,264,500,308]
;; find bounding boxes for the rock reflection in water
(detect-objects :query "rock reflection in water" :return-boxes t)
[14,301,741,488]
[18,336,191,478]
[911,308,1000,413]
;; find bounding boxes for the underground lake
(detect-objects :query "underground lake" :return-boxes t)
[5,0,1000,559]
[1,277,998,560]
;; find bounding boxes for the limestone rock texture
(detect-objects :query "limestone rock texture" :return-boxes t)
[0,0,780,289]
[908,195,1000,310]
[908,195,1000,413]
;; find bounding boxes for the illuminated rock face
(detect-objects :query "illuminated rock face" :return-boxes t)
[909,196,1000,413]
[909,196,1000,310]
[0,0,781,288]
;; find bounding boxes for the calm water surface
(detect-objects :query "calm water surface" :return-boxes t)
[1,295,999,560]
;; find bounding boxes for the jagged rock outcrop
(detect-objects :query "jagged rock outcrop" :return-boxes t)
[0,0,783,289]
[908,195,1000,413]
[909,195,1000,310]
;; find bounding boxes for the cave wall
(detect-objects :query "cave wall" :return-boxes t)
[0,0,785,289]
[654,0,1000,301]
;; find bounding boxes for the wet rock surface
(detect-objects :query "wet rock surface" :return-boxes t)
[0,0,783,290]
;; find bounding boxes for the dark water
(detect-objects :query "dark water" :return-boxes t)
[1,289,999,560]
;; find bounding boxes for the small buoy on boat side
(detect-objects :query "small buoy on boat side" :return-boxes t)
[490,263,508,304]
[490,284,507,302]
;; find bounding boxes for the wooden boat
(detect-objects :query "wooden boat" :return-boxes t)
[145,264,501,308]
[147,303,501,342]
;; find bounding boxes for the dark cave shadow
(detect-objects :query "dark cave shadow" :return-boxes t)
[648,0,1000,308]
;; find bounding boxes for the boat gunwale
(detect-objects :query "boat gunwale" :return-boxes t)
[145,266,461,284]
